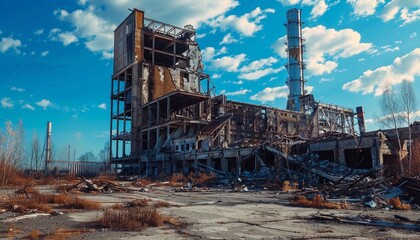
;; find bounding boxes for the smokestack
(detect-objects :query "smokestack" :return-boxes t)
[285,8,305,112]
[45,121,52,173]
[356,106,366,134]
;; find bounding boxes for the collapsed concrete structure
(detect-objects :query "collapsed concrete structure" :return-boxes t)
[109,9,415,180]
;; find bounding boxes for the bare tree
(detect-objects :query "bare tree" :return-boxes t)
[98,141,110,163]
[380,88,404,175]
[0,120,25,187]
[30,132,42,172]
[400,80,417,175]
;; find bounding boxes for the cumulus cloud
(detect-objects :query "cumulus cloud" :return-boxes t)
[41,51,49,57]
[34,28,44,35]
[207,7,275,37]
[272,25,372,75]
[10,86,25,92]
[380,0,420,26]
[22,104,35,111]
[0,37,22,53]
[278,0,329,19]
[347,0,385,17]
[410,32,417,38]
[55,0,238,58]
[97,103,107,109]
[36,99,53,110]
[1,98,13,108]
[238,57,284,81]
[220,33,239,45]
[250,86,289,102]
[250,85,313,102]
[49,28,79,46]
[213,54,247,72]
[342,48,420,96]
[220,89,251,96]
[201,46,227,62]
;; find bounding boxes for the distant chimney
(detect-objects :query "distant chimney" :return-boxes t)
[356,106,366,134]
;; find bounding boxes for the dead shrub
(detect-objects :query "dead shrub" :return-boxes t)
[388,197,411,210]
[291,194,348,209]
[194,172,216,184]
[128,199,149,207]
[170,173,186,187]
[7,173,31,186]
[282,181,298,191]
[153,201,170,208]
[99,208,163,230]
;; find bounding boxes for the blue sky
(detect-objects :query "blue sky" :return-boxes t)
[1,0,419,160]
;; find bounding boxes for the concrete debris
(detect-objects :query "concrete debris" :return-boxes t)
[65,179,133,193]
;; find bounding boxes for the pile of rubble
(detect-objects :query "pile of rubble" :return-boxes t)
[61,179,132,193]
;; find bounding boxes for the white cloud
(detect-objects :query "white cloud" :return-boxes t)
[347,0,385,17]
[36,99,52,110]
[41,51,49,57]
[250,85,313,102]
[395,40,402,44]
[399,8,420,26]
[0,37,22,53]
[239,68,284,81]
[55,0,238,58]
[207,7,275,37]
[410,32,417,38]
[277,0,330,19]
[237,57,284,80]
[272,25,372,75]
[220,33,239,45]
[220,89,251,96]
[196,33,206,39]
[1,98,13,108]
[201,46,227,62]
[10,86,25,92]
[212,53,246,72]
[250,86,289,102]
[34,28,44,35]
[22,104,35,111]
[212,73,221,79]
[310,0,328,19]
[49,28,79,46]
[342,48,420,96]
[380,0,420,26]
[97,103,107,109]
[320,77,334,82]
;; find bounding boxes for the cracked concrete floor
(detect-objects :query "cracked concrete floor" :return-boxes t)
[1,186,419,239]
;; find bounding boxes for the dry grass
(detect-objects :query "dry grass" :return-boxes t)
[66,197,101,210]
[170,173,186,187]
[388,197,411,210]
[194,172,216,184]
[111,203,124,209]
[44,228,93,240]
[128,199,149,207]
[153,201,170,208]
[7,173,32,186]
[5,192,100,212]
[282,181,298,191]
[29,229,41,239]
[99,208,163,230]
[96,173,117,181]
[291,195,348,209]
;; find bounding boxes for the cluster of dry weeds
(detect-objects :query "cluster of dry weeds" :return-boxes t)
[291,194,348,209]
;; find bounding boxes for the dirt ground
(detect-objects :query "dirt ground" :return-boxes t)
[1,184,419,239]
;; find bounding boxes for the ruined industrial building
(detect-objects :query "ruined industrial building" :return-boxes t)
[109,9,417,180]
